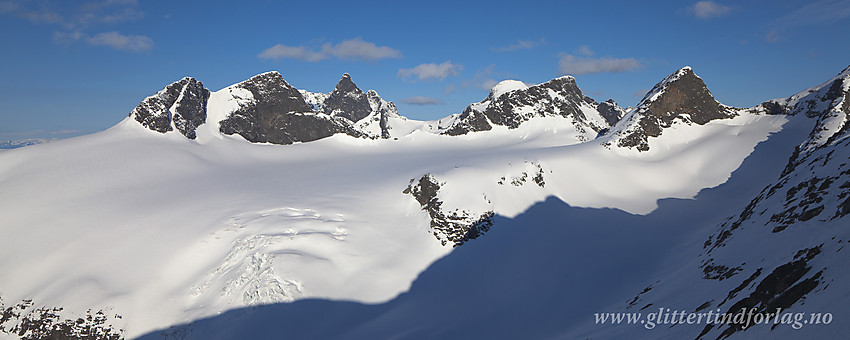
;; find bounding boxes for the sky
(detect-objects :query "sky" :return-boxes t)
[1,0,850,140]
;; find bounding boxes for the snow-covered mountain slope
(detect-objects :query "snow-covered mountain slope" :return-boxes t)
[1,66,847,339]
[568,65,850,340]
[136,106,810,340]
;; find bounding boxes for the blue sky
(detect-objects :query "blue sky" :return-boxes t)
[1,0,850,140]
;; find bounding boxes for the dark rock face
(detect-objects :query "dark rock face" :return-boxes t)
[617,68,734,151]
[443,76,607,136]
[443,110,492,136]
[644,68,728,125]
[323,73,373,123]
[404,174,494,247]
[129,77,210,139]
[760,100,787,115]
[219,72,367,144]
[698,247,823,339]
[597,99,625,126]
[172,80,210,139]
[0,297,124,339]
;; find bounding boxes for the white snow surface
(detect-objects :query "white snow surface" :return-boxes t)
[0,103,788,337]
[489,80,528,100]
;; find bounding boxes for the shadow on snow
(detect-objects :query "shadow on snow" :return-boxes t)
[137,117,811,340]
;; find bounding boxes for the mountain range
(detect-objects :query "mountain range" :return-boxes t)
[0,64,848,339]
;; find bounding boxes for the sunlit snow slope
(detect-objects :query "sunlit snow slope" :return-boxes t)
[0,67,793,338]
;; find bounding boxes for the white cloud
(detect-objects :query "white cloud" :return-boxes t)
[691,1,731,19]
[258,44,327,62]
[321,38,401,61]
[258,38,401,62]
[558,53,642,75]
[398,61,462,81]
[492,38,545,52]
[400,96,444,106]
[86,31,153,52]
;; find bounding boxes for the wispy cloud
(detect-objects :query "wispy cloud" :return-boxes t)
[1,0,150,52]
[86,31,153,52]
[258,38,402,62]
[445,64,506,94]
[765,30,783,43]
[492,38,545,52]
[6,0,142,28]
[400,96,444,106]
[19,8,64,24]
[0,1,19,14]
[324,38,401,61]
[690,1,731,19]
[398,61,462,81]
[258,44,327,62]
[54,30,152,52]
[774,0,850,27]
[558,52,642,75]
[470,64,499,91]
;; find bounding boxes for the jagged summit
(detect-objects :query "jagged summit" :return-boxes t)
[635,66,726,122]
[612,66,734,151]
[332,73,357,93]
[124,65,850,152]
[324,73,372,122]
[128,76,210,139]
[215,71,365,145]
[440,75,611,140]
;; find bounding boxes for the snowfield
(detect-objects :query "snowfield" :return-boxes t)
[0,106,785,338]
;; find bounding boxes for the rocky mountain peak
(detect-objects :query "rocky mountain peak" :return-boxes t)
[129,76,210,139]
[324,73,372,122]
[637,66,727,124]
[333,73,358,93]
[216,71,361,145]
[614,67,733,151]
[441,74,608,139]
[238,71,301,98]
